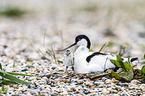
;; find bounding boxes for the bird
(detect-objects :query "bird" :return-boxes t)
[62,50,74,73]
[59,34,116,73]
[58,34,138,73]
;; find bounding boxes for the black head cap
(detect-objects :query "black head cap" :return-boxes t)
[75,35,91,49]
[57,34,91,51]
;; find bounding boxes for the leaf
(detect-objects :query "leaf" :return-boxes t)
[0,70,31,85]
[57,60,63,63]
[110,71,121,80]
[141,65,145,75]
[116,55,122,62]
[116,55,127,71]
[99,43,107,52]
[13,63,15,68]
[2,85,4,91]
[128,56,130,64]
[110,59,121,68]
[89,48,93,52]
[0,63,2,70]
[7,72,34,76]
[110,55,135,82]
[120,70,134,81]
[123,62,132,71]
[110,70,134,82]
[0,80,17,85]
[116,55,132,72]
[26,65,34,68]
[110,59,116,64]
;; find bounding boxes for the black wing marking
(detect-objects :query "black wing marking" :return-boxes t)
[130,57,138,62]
[113,67,119,72]
[86,52,107,63]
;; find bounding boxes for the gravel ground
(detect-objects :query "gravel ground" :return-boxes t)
[0,0,145,95]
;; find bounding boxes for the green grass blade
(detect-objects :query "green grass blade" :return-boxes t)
[0,80,17,85]
[0,63,2,70]
[2,85,4,91]
[7,72,34,76]
[116,55,127,71]
[110,59,121,68]
[0,7,26,17]
[128,56,130,64]
[0,70,31,85]
[99,43,107,52]
[116,55,122,62]
[110,70,133,82]
[141,65,145,75]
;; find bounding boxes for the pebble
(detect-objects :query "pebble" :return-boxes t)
[102,88,110,95]
[4,65,145,96]
[121,90,128,96]
[40,91,47,94]
[106,79,112,84]
[142,80,145,83]
[131,80,140,85]
[0,1,145,95]
[140,84,145,91]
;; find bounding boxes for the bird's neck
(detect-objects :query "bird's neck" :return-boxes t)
[77,39,91,49]
[74,46,89,56]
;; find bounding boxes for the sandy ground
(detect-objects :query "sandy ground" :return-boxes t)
[0,0,145,95]
[0,0,145,58]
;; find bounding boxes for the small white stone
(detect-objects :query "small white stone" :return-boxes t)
[131,80,140,85]
[102,88,109,95]
[121,90,129,96]
[140,84,145,91]
[106,79,112,84]
[107,88,112,91]
[121,87,125,91]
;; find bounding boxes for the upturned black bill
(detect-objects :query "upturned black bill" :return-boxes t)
[57,43,76,51]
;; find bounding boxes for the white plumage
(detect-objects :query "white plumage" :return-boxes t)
[63,50,73,66]
[73,46,116,73]
[60,34,138,73]
[63,50,74,73]
[60,34,117,73]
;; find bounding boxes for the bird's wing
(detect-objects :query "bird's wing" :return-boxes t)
[87,53,116,69]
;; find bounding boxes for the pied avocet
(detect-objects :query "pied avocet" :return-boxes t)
[63,50,74,73]
[59,34,138,73]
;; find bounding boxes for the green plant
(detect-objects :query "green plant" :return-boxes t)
[141,55,145,79]
[0,63,33,85]
[110,55,134,82]
[46,48,57,62]
[141,65,145,75]
[0,6,27,17]
[107,41,115,47]
[99,43,107,52]
[78,4,98,12]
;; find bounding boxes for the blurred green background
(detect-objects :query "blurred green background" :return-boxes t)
[0,0,145,57]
